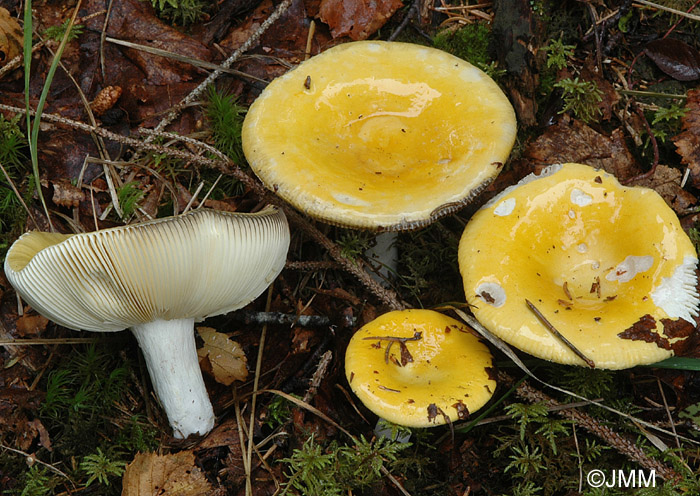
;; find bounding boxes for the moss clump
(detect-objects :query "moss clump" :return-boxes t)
[433,23,492,69]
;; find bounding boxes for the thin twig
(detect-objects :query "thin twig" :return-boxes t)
[525,299,595,368]
[146,0,294,139]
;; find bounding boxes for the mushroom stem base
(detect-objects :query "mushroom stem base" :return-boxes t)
[131,318,215,439]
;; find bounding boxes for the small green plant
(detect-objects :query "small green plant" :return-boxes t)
[43,20,84,41]
[148,0,209,26]
[116,181,145,218]
[650,102,687,142]
[280,435,410,495]
[206,86,246,164]
[336,230,371,261]
[263,395,294,429]
[554,77,603,124]
[17,466,56,496]
[80,448,127,486]
[542,37,576,70]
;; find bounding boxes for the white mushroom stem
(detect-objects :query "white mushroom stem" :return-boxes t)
[131,318,215,439]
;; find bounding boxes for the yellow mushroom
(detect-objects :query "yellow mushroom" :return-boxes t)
[242,41,516,231]
[345,309,496,427]
[458,163,699,369]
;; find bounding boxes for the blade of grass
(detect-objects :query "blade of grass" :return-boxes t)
[646,357,700,370]
[24,0,83,231]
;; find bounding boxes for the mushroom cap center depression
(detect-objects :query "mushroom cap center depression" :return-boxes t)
[477,176,685,326]
[242,41,517,229]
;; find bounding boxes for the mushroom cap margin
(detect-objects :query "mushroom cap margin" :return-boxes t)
[458,163,699,369]
[345,309,496,427]
[242,40,517,231]
[4,206,290,332]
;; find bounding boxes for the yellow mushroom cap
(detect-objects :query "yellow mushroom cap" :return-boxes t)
[458,163,699,369]
[242,41,517,231]
[345,309,496,427]
[4,207,290,332]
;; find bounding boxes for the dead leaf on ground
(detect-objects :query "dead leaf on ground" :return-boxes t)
[52,179,85,209]
[85,0,212,85]
[318,0,403,41]
[673,88,700,188]
[523,116,642,180]
[645,38,700,82]
[0,7,22,73]
[197,327,248,386]
[15,313,49,337]
[122,451,212,496]
[633,164,696,214]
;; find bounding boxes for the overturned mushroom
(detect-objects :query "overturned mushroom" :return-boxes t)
[4,207,290,438]
[458,163,699,369]
[345,309,496,427]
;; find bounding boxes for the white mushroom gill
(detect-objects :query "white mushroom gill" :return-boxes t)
[652,255,700,324]
[4,207,290,438]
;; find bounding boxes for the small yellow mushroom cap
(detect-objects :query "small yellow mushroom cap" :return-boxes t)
[458,163,699,369]
[242,41,517,231]
[345,309,496,427]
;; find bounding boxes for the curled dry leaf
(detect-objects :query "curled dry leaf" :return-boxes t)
[52,179,85,208]
[673,89,700,188]
[318,0,403,40]
[645,38,700,82]
[633,164,696,214]
[0,7,22,69]
[122,451,212,496]
[197,327,248,386]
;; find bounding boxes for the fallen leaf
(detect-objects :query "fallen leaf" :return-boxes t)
[122,451,213,496]
[673,88,700,188]
[318,0,403,40]
[52,179,85,209]
[645,38,700,82]
[523,116,642,180]
[0,7,23,73]
[15,313,49,337]
[197,327,248,386]
[633,164,696,214]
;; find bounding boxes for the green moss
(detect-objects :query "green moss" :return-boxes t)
[433,23,493,70]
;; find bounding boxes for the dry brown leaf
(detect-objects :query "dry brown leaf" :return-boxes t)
[52,179,85,208]
[318,0,403,40]
[197,327,248,386]
[634,164,696,214]
[523,117,642,180]
[0,7,23,70]
[673,89,700,188]
[15,313,48,337]
[122,451,212,496]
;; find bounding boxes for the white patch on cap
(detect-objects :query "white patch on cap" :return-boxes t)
[331,193,370,207]
[570,188,593,207]
[568,209,576,219]
[577,243,588,253]
[494,198,516,217]
[605,255,654,283]
[652,255,700,324]
[475,282,506,308]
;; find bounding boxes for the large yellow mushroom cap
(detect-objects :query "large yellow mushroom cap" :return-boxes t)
[345,309,496,427]
[458,163,699,369]
[242,41,517,231]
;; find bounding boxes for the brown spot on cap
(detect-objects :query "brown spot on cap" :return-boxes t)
[618,314,671,350]
[427,403,439,422]
[452,400,470,420]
